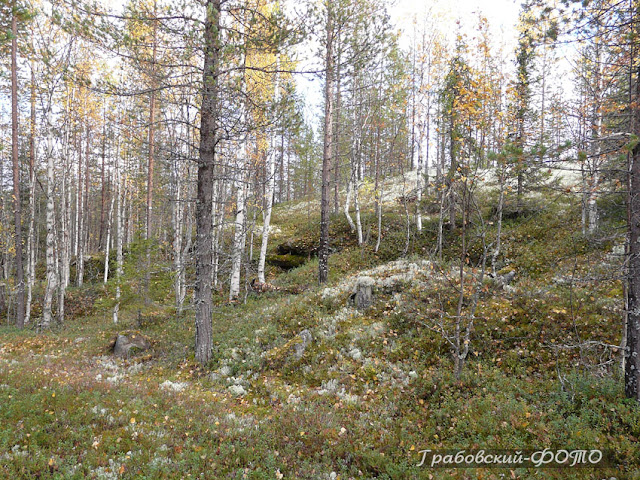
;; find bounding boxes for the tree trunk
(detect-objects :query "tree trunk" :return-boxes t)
[492,163,505,275]
[173,158,184,313]
[333,39,342,215]
[258,147,276,284]
[229,175,247,300]
[61,108,71,290]
[104,181,115,284]
[212,180,223,289]
[453,178,469,379]
[354,177,363,246]
[344,172,355,232]
[1,149,8,314]
[99,107,107,249]
[75,131,81,260]
[258,66,279,284]
[625,55,640,402]
[113,157,123,324]
[436,186,446,261]
[180,188,192,310]
[10,2,25,328]
[145,3,158,304]
[587,40,603,235]
[25,63,36,325]
[374,111,382,253]
[194,0,220,364]
[375,181,383,253]
[78,125,90,287]
[42,125,57,330]
[416,126,423,233]
[319,5,334,285]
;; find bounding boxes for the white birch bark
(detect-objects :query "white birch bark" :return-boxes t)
[229,172,247,300]
[74,139,81,259]
[113,156,123,324]
[491,164,505,275]
[353,133,363,245]
[25,147,36,325]
[375,182,383,253]
[77,136,86,287]
[103,179,115,284]
[42,129,56,329]
[61,101,71,290]
[416,124,424,233]
[56,120,71,323]
[179,191,192,313]
[344,173,355,232]
[79,130,90,286]
[587,47,603,235]
[587,169,599,234]
[25,65,36,325]
[257,62,280,284]
[212,180,224,289]
[173,159,185,313]
[258,146,277,283]
[354,177,363,245]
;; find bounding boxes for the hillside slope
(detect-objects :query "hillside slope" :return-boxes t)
[0,180,638,480]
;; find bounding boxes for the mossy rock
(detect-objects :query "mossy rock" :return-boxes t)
[109,330,151,358]
[276,240,318,257]
[266,254,307,270]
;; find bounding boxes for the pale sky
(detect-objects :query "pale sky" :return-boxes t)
[392,0,521,47]
[297,0,523,130]
[96,0,525,128]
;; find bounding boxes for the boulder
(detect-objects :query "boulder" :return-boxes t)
[276,240,318,257]
[111,331,151,358]
[349,276,375,309]
[487,270,516,290]
[294,329,313,359]
[501,270,516,285]
[228,385,247,396]
[266,254,307,270]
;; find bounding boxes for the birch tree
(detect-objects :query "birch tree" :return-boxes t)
[318,0,334,284]
[257,67,279,284]
[10,0,26,328]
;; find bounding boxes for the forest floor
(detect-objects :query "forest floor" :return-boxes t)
[1,176,639,479]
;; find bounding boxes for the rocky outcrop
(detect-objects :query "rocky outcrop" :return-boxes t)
[110,331,151,358]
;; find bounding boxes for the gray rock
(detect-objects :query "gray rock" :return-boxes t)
[612,243,625,256]
[294,329,313,359]
[349,276,375,309]
[501,270,516,285]
[489,270,516,289]
[112,332,150,358]
[606,243,626,263]
[228,385,246,396]
[349,347,362,361]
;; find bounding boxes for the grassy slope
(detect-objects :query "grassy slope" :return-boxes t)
[0,184,639,480]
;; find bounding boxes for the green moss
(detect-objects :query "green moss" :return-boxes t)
[266,253,307,269]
